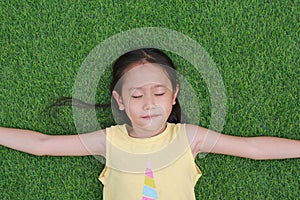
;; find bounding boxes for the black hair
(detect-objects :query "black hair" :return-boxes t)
[48,48,185,125]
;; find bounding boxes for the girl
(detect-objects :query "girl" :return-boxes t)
[1,48,299,200]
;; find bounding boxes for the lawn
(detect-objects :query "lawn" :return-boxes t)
[1,0,299,199]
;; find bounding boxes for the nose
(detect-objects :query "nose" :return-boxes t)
[143,94,156,110]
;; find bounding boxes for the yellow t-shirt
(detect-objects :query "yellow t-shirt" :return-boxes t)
[99,123,202,199]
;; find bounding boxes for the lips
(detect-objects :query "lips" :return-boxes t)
[141,114,160,120]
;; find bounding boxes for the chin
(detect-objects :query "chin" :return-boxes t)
[140,118,167,131]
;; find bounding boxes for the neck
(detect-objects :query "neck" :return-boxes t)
[128,123,167,138]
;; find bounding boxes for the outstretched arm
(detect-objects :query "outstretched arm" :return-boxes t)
[209,133,299,160]
[187,125,300,160]
[0,127,106,157]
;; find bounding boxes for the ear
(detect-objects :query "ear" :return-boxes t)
[172,84,180,105]
[112,90,125,110]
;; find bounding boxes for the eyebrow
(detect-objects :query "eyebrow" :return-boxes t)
[128,84,166,91]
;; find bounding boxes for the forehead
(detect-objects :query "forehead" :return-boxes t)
[122,63,172,89]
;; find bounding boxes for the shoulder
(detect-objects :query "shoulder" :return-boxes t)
[105,124,127,133]
[167,123,205,153]
[184,124,210,157]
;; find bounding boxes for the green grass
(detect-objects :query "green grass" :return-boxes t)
[1,0,299,199]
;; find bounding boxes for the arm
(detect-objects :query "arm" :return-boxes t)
[0,127,106,157]
[187,125,300,160]
[209,134,299,160]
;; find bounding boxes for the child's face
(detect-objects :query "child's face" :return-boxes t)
[112,63,179,133]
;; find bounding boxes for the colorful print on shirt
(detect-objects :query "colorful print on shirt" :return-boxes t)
[142,160,158,200]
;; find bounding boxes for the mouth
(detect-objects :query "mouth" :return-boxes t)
[141,114,160,120]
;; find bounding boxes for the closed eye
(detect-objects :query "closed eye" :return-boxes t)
[155,93,165,96]
[131,95,143,99]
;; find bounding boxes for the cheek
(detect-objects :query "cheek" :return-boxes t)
[124,98,141,116]
[159,97,174,113]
